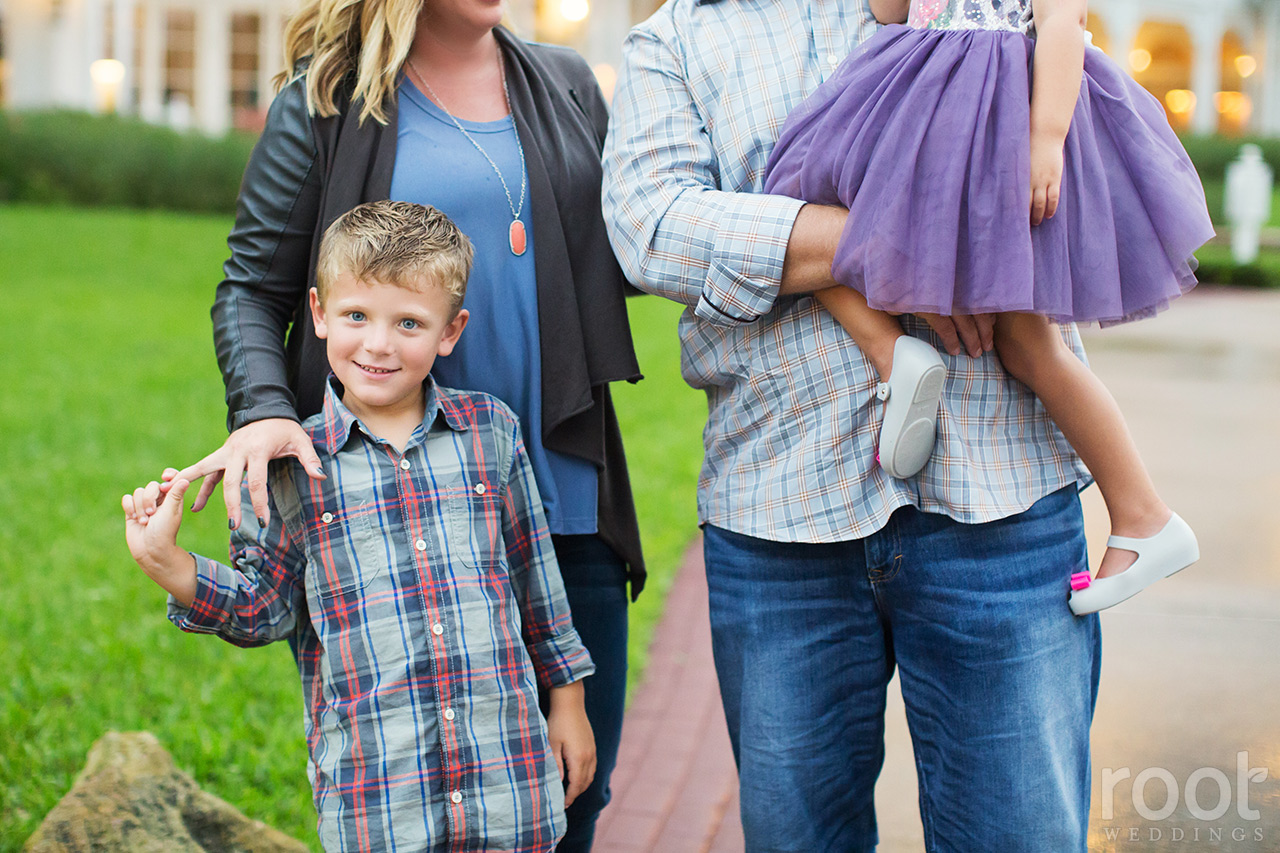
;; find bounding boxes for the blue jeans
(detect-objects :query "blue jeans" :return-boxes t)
[542,534,629,853]
[704,486,1101,853]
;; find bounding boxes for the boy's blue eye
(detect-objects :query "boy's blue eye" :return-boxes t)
[348,311,365,322]
[400,318,419,330]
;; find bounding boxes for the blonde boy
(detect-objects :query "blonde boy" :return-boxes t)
[123,201,595,852]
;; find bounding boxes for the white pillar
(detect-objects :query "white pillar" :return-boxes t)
[258,9,283,107]
[49,0,87,107]
[194,0,231,134]
[583,0,630,71]
[112,0,137,112]
[138,0,163,121]
[1190,8,1224,136]
[1260,2,1280,134]
[6,0,56,108]
[1101,1,1141,66]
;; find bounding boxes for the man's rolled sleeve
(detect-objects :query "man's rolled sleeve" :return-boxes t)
[696,192,805,324]
[603,25,805,324]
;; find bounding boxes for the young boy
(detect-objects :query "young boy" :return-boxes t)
[122,200,596,852]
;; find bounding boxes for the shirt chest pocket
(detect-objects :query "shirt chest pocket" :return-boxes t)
[303,503,388,600]
[445,479,504,569]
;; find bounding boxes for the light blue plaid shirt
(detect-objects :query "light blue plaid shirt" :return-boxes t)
[602,0,1090,542]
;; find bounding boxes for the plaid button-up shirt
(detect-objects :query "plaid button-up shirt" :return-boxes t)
[170,378,592,852]
[602,0,1090,542]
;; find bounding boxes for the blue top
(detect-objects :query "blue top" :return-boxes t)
[390,78,598,535]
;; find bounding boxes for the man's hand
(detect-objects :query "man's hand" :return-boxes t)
[123,478,198,606]
[916,312,995,358]
[160,418,323,531]
[547,681,597,808]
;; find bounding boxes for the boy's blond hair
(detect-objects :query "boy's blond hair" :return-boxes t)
[316,201,473,313]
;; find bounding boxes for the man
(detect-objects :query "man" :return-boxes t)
[602,2,1099,850]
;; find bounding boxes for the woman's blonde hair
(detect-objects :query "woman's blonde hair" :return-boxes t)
[276,0,423,126]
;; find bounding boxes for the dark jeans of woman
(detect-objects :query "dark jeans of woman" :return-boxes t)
[541,534,629,853]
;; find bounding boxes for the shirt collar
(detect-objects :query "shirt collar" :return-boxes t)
[318,374,469,454]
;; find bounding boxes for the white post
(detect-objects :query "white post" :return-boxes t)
[1101,1,1141,66]
[81,0,107,109]
[49,0,86,107]
[583,0,630,71]
[1190,9,1224,136]
[1260,1,1280,134]
[112,0,137,112]
[259,9,283,108]
[194,0,231,134]
[138,0,164,121]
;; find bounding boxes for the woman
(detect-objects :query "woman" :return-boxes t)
[174,1,643,849]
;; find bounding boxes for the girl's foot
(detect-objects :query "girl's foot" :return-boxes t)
[876,336,946,479]
[1068,513,1199,615]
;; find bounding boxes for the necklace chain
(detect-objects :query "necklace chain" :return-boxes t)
[406,53,527,223]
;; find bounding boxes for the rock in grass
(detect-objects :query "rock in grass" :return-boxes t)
[24,731,308,853]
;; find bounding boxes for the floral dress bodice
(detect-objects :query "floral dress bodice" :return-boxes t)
[909,0,1034,33]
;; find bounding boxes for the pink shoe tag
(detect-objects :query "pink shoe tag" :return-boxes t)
[1070,571,1092,591]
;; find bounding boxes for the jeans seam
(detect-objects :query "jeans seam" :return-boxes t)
[915,749,937,853]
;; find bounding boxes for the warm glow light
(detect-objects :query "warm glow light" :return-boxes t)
[1165,89,1196,114]
[90,58,126,87]
[90,58,126,113]
[1236,54,1258,78]
[592,63,617,103]
[1215,90,1253,121]
[560,0,589,22]
[1129,48,1152,73]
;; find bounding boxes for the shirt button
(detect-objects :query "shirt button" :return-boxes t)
[415,539,426,551]
[432,623,444,635]
[450,791,463,804]
[827,53,840,67]
[474,483,486,495]
[399,459,411,470]
[321,512,333,524]
[444,708,455,721]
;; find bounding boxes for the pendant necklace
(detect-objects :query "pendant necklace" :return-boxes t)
[406,53,529,256]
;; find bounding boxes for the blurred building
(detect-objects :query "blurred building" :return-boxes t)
[1089,0,1280,135]
[0,0,661,134]
[0,0,1275,136]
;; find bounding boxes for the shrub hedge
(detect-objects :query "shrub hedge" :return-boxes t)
[0,110,256,213]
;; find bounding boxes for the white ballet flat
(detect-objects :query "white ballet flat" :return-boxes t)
[1068,513,1200,615]
[876,336,947,479]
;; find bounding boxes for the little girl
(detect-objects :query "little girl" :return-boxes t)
[763,0,1215,615]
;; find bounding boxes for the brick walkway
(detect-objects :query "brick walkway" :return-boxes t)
[593,536,744,853]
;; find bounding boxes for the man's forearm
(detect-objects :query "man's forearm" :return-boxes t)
[779,204,848,295]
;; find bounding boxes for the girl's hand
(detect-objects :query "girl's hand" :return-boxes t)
[160,418,324,531]
[546,682,597,808]
[1029,133,1065,227]
[123,478,198,605]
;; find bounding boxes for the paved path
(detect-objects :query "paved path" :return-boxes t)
[595,288,1280,852]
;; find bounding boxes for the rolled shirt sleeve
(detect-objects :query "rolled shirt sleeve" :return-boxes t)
[602,25,805,325]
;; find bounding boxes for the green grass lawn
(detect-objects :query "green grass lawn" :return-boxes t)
[0,204,704,850]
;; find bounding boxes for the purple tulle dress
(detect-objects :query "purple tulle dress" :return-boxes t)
[764,0,1215,326]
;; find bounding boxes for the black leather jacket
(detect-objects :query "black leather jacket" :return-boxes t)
[211,28,646,594]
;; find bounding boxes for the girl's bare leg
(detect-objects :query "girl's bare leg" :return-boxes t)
[815,286,904,379]
[993,313,1170,579]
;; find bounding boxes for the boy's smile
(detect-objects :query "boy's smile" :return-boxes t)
[310,272,468,432]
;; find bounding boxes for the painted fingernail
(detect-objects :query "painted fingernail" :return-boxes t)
[258,516,268,528]
[228,519,237,530]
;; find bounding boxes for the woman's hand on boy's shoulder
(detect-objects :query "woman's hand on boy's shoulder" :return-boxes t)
[161,418,325,531]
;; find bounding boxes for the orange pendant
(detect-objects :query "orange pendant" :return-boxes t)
[509,220,527,256]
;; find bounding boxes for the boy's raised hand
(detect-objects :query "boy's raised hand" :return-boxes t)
[123,478,198,607]
[547,681,597,808]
